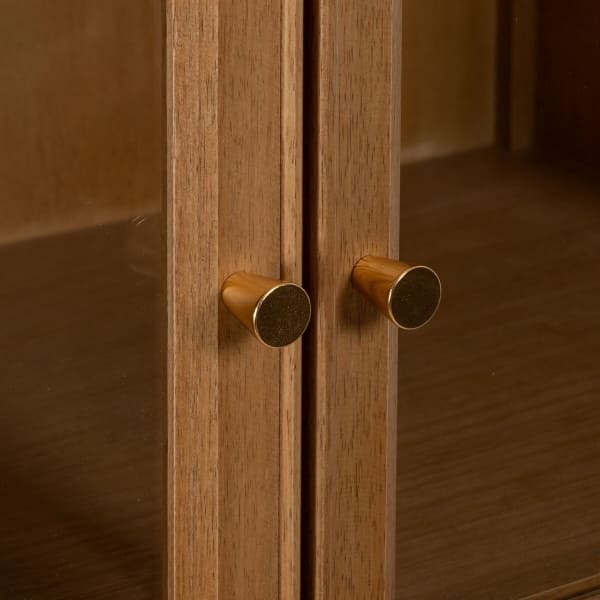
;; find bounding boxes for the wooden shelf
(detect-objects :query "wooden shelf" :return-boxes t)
[397,149,600,599]
[0,222,163,599]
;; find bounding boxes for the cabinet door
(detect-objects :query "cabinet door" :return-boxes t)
[303,1,401,598]
[166,1,303,599]
[1,2,303,599]
[305,2,600,599]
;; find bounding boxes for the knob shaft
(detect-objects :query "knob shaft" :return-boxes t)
[352,255,441,330]
[221,272,311,347]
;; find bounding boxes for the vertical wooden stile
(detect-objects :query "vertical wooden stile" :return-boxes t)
[304,0,401,598]
[167,1,302,598]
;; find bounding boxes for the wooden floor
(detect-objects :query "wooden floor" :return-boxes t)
[397,149,600,599]
[0,222,163,599]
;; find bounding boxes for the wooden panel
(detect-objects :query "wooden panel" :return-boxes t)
[0,2,161,244]
[280,0,304,597]
[497,0,537,151]
[166,0,219,597]
[397,150,600,599]
[509,0,537,151]
[217,0,281,596]
[304,0,400,597]
[536,1,600,158]
[166,1,302,599]
[401,0,497,163]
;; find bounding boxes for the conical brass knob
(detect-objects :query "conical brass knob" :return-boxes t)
[221,272,311,347]
[352,255,441,330]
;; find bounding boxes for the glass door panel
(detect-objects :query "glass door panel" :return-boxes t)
[0,3,164,598]
[398,2,600,598]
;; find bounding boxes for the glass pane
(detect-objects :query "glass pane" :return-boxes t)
[398,1,600,598]
[0,3,164,598]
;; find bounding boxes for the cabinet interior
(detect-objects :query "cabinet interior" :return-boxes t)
[0,3,164,598]
[398,1,600,598]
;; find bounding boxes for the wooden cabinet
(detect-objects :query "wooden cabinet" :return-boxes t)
[3,1,600,599]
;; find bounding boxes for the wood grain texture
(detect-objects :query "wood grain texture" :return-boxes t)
[304,0,400,597]
[280,0,304,598]
[397,150,600,599]
[0,1,161,244]
[536,0,600,160]
[218,0,281,596]
[166,1,220,598]
[0,223,163,599]
[167,1,301,598]
[524,574,600,600]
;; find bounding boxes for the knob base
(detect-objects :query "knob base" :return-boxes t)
[222,272,311,347]
[352,255,441,330]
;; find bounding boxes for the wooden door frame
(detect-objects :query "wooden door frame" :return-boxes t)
[165,0,400,596]
[165,1,303,598]
[304,0,401,598]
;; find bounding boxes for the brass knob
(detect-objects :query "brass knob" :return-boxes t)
[351,255,441,330]
[221,272,311,347]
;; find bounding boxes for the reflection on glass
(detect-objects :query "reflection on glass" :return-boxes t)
[398,2,600,599]
[0,3,163,598]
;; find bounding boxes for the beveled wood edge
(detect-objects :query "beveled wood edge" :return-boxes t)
[305,0,401,597]
[280,0,303,598]
[386,1,402,596]
[166,1,302,598]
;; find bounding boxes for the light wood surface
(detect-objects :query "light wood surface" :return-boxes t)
[397,149,600,599]
[280,0,304,596]
[166,1,302,598]
[166,2,219,597]
[218,0,282,593]
[0,2,161,244]
[304,0,400,597]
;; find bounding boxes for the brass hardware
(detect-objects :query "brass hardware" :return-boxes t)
[351,255,441,330]
[221,271,311,348]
